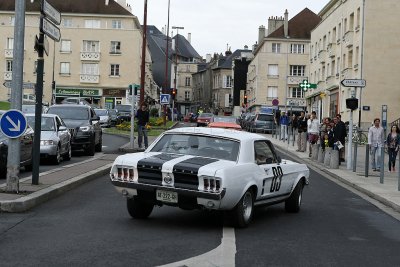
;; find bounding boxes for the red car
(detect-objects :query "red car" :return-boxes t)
[196,113,214,127]
[208,116,242,130]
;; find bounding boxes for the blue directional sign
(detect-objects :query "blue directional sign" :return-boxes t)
[160,94,171,104]
[0,109,28,138]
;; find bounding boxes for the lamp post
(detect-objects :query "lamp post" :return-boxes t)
[171,26,184,123]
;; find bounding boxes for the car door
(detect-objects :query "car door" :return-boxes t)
[90,108,101,144]
[254,140,291,200]
[56,116,68,154]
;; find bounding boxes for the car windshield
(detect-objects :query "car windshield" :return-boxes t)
[22,105,36,113]
[150,134,240,162]
[108,109,117,115]
[257,114,274,121]
[48,107,89,120]
[213,116,237,123]
[26,116,55,131]
[94,109,108,116]
[115,105,131,113]
[198,113,213,118]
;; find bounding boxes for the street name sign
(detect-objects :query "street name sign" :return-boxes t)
[40,17,61,42]
[41,0,61,25]
[0,110,28,139]
[3,81,36,89]
[160,94,170,104]
[341,79,366,87]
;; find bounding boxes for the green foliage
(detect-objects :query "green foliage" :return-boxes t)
[150,108,158,117]
[0,101,10,110]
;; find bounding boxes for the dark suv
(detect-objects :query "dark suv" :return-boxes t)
[114,104,132,125]
[248,113,274,133]
[47,104,102,156]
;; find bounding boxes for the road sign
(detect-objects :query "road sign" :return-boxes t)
[0,109,28,139]
[3,81,36,89]
[341,79,366,87]
[299,80,317,91]
[41,0,61,25]
[43,35,49,56]
[160,94,170,104]
[40,17,61,42]
[272,99,279,106]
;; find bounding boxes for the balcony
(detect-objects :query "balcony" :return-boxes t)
[341,67,353,79]
[318,50,327,63]
[80,74,99,83]
[343,31,354,47]
[326,75,336,88]
[318,80,325,88]
[4,49,13,58]
[287,76,307,85]
[80,51,101,61]
[4,71,12,80]
[327,43,336,58]
[286,98,306,107]
[267,74,279,79]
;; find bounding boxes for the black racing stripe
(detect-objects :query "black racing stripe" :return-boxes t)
[137,153,183,185]
[173,157,219,190]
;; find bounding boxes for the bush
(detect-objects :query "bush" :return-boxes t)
[150,108,158,117]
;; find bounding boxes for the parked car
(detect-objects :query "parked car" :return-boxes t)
[0,111,34,178]
[61,97,90,105]
[108,109,118,126]
[94,108,111,128]
[242,113,255,130]
[196,113,214,127]
[110,127,309,227]
[47,104,102,156]
[26,114,71,164]
[208,116,242,130]
[114,104,132,124]
[22,104,48,114]
[248,113,274,133]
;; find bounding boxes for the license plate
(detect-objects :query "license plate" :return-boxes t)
[156,190,178,203]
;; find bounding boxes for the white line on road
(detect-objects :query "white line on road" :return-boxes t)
[157,227,236,267]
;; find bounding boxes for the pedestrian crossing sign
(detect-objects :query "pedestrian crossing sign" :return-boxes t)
[160,94,170,104]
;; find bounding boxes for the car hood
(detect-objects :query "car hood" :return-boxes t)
[113,152,237,177]
[61,119,90,129]
[99,116,109,121]
[40,131,58,141]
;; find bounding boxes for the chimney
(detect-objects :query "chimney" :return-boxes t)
[187,33,191,44]
[284,9,289,38]
[258,25,265,46]
[105,0,109,5]
[206,54,211,63]
[267,15,284,35]
[244,45,249,50]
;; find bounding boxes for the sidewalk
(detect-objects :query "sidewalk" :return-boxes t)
[263,132,400,213]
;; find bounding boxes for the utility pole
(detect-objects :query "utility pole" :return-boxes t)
[6,0,26,192]
[171,26,184,123]
[139,0,148,105]
[163,0,171,126]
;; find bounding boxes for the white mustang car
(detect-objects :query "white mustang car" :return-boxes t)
[110,127,309,227]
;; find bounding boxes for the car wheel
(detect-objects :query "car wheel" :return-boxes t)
[230,189,254,228]
[87,139,96,156]
[95,134,102,152]
[64,143,72,161]
[127,197,154,219]
[52,145,62,165]
[285,180,304,213]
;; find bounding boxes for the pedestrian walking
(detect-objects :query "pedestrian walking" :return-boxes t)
[296,111,307,152]
[307,111,320,157]
[386,124,400,172]
[280,111,289,140]
[136,103,150,149]
[368,118,385,171]
[333,114,346,163]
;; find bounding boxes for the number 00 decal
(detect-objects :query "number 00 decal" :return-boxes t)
[270,166,283,192]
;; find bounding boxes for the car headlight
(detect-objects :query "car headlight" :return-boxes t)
[79,126,91,132]
[40,140,54,146]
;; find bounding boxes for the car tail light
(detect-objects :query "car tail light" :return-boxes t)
[113,166,135,182]
[202,177,222,192]
[123,168,128,181]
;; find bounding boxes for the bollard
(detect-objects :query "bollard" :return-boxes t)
[380,146,385,184]
[312,144,319,161]
[330,148,340,169]
[317,147,324,163]
[292,128,296,147]
[287,126,291,145]
[324,147,332,167]
[353,142,358,172]
[365,144,369,177]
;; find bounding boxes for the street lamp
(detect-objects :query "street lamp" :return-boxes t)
[171,26,184,122]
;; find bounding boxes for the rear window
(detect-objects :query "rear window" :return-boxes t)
[257,114,274,121]
[115,105,131,113]
[198,113,213,118]
[48,106,89,120]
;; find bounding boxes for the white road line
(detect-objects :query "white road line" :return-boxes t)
[157,227,236,267]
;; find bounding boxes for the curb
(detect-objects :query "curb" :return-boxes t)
[275,146,400,213]
[0,163,112,212]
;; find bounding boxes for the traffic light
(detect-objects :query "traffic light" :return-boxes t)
[244,94,247,104]
[172,88,177,99]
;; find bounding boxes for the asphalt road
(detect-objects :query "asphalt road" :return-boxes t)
[0,151,399,266]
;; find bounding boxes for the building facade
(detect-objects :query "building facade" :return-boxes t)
[247,9,321,114]
[308,0,400,127]
[0,0,156,109]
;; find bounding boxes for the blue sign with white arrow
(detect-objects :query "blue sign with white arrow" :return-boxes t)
[160,94,171,104]
[0,109,28,138]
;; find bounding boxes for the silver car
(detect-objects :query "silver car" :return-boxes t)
[94,108,111,128]
[26,114,72,164]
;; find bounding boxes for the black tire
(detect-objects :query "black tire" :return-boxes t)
[127,197,154,219]
[285,180,304,213]
[95,134,102,152]
[64,143,72,161]
[52,145,62,165]
[87,139,95,156]
[230,189,254,228]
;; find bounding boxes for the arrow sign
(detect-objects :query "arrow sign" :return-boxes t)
[40,17,61,42]
[341,79,366,87]
[0,109,28,138]
[41,0,61,25]
[2,81,36,89]
[160,94,170,104]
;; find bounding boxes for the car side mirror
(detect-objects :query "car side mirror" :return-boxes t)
[58,126,67,131]
[91,116,100,122]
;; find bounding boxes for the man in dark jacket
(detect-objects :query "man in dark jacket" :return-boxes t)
[136,103,150,149]
[333,114,346,162]
[296,111,308,152]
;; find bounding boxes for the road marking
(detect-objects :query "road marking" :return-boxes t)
[158,227,236,267]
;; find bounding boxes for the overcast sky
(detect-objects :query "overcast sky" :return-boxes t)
[127,0,328,58]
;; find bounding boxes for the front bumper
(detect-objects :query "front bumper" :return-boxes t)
[40,144,58,157]
[71,131,93,149]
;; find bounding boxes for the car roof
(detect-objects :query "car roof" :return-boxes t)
[164,127,266,141]
[26,113,58,118]
[49,104,90,109]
